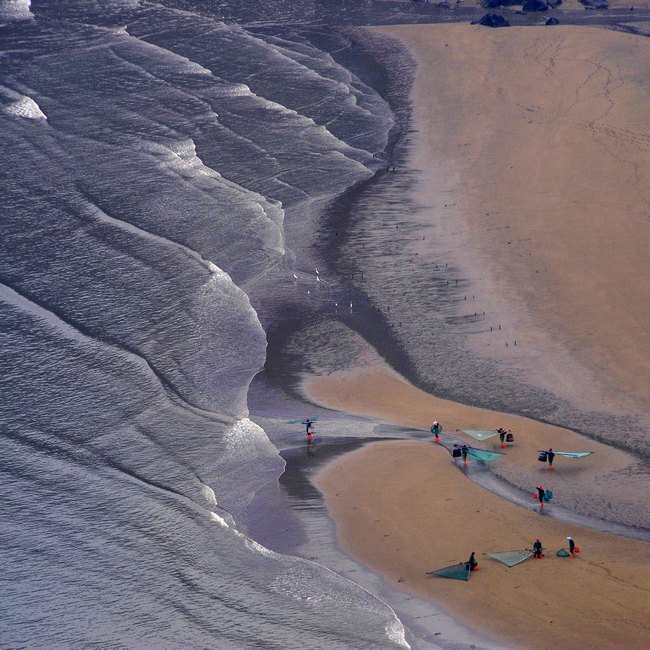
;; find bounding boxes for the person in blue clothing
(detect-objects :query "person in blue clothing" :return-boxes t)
[547,448,555,470]
[461,444,469,466]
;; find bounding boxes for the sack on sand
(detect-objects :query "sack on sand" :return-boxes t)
[506,433,514,442]
[538,452,547,462]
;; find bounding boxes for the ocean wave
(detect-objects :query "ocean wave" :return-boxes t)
[0,3,410,647]
[0,0,33,21]
[1,90,47,120]
[149,137,287,257]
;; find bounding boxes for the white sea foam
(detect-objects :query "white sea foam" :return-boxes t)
[208,511,229,528]
[217,83,252,97]
[0,0,33,21]
[162,138,221,179]
[86,200,222,278]
[385,620,411,649]
[247,90,374,173]
[224,417,270,451]
[200,483,217,507]
[241,535,278,559]
[5,95,47,120]
[151,138,286,254]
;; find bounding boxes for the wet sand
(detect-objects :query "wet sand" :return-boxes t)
[379,24,650,418]
[315,439,650,649]
[303,22,650,648]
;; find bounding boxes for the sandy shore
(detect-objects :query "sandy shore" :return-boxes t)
[315,440,650,649]
[380,24,650,420]
[303,22,650,649]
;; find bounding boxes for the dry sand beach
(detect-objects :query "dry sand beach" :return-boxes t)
[315,440,650,649]
[304,22,650,649]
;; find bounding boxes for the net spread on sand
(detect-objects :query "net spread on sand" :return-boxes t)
[555,451,593,458]
[485,550,533,567]
[461,429,499,441]
[427,563,471,581]
[467,447,505,462]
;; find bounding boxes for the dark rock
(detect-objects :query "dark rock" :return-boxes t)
[579,0,608,7]
[481,0,519,7]
[476,12,510,26]
[545,16,560,23]
[522,0,548,10]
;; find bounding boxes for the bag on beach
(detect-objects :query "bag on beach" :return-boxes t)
[452,448,462,458]
[506,433,514,442]
[545,489,553,501]
[538,452,547,462]
[556,548,570,557]
[575,547,580,553]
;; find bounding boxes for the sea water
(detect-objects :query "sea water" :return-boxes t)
[4,2,646,649]
[0,1,433,647]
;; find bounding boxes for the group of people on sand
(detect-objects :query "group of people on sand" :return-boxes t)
[533,536,578,558]
[466,535,579,574]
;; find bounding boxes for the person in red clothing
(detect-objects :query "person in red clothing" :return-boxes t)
[533,538,544,558]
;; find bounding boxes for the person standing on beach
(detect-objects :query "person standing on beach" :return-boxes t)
[536,484,545,507]
[466,551,478,572]
[547,448,555,470]
[533,538,544,558]
[304,418,313,435]
[431,421,441,443]
[498,427,507,448]
[461,444,469,466]
[567,536,576,557]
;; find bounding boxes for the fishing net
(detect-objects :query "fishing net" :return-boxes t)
[555,451,593,458]
[461,429,498,441]
[427,563,471,581]
[467,447,505,462]
[485,550,533,567]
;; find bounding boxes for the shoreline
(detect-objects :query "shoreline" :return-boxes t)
[294,20,650,649]
[314,439,650,650]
